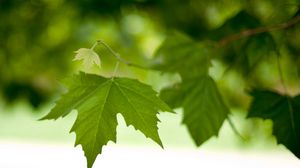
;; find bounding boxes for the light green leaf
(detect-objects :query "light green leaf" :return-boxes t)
[73,48,101,69]
[41,72,171,168]
[160,76,229,146]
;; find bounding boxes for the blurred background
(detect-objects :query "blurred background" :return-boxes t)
[1,0,300,167]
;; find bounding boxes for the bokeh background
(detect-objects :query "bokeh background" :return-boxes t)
[1,0,300,167]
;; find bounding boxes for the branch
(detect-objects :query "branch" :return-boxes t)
[217,14,300,47]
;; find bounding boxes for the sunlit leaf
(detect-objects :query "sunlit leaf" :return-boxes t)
[41,72,171,168]
[73,48,101,69]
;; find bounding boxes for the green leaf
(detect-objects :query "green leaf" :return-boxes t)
[41,72,171,168]
[152,32,212,79]
[248,89,300,158]
[160,76,229,146]
[154,32,228,146]
[73,48,101,69]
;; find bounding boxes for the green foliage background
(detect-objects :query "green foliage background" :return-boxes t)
[1,0,300,167]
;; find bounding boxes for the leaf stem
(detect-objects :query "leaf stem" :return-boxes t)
[287,97,297,141]
[227,115,245,140]
[112,61,120,79]
[91,42,98,50]
[276,52,288,95]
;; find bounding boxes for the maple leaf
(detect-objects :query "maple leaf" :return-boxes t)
[41,72,171,168]
[248,89,300,158]
[160,76,229,146]
[73,48,101,69]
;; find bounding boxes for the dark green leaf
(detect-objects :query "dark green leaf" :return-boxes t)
[248,89,300,158]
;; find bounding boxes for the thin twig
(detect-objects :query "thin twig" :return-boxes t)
[217,14,300,47]
[97,40,130,64]
[96,40,148,70]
